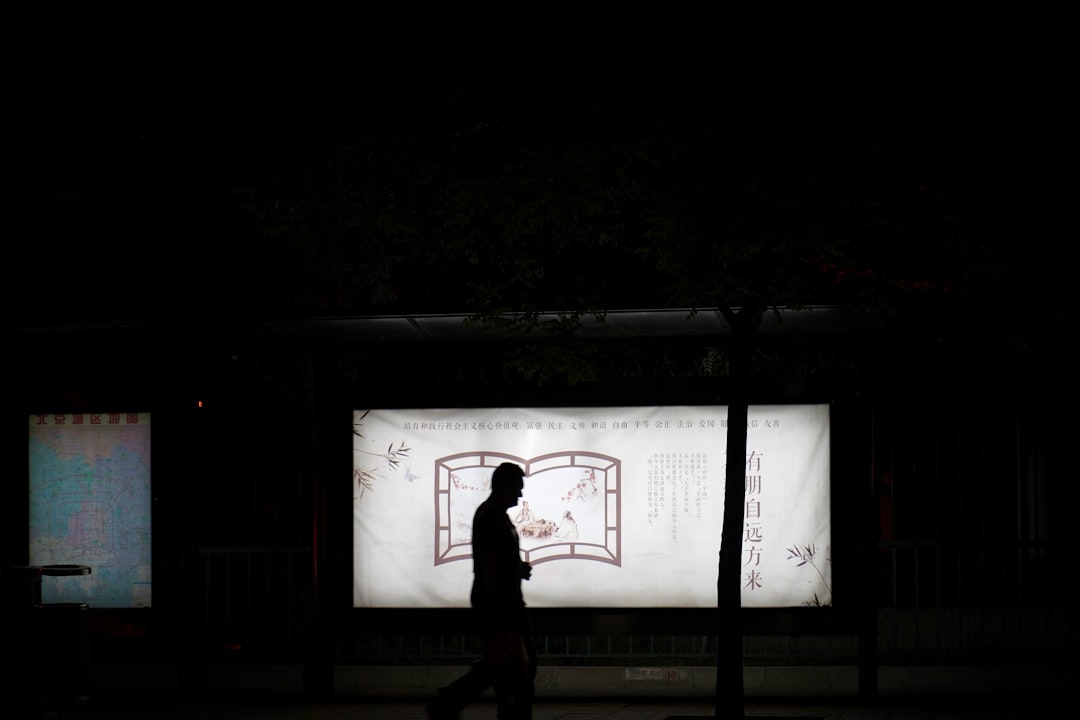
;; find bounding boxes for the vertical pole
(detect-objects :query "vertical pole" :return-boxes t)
[858,400,879,699]
[714,305,760,720]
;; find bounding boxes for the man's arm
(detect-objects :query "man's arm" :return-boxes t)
[477,548,504,629]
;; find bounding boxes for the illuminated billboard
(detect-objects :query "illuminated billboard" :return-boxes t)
[28,412,152,608]
[353,404,830,609]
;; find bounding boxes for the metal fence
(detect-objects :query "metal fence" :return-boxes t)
[192,386,1075,671]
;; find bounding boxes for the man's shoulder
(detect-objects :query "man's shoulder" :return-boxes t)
[474,498,501,523]
[473,499,510,535]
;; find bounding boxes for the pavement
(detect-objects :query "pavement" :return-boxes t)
[8,694,1065,720]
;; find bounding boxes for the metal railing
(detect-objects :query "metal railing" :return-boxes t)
[190,391,1075,671]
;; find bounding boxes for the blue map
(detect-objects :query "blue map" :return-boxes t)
[28,413,152,608]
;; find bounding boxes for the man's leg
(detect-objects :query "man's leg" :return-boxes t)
[494,620,536,720]
[428,660,492,720]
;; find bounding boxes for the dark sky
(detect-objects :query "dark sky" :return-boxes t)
[11,6,1075,325]
[25,6,1066,165]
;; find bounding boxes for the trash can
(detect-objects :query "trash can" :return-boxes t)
[36,601,91,701]
[0,564,92,711]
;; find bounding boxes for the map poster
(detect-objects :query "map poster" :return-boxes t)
[28,412,152,608]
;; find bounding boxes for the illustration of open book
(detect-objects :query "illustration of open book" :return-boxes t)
[433,451,621,567]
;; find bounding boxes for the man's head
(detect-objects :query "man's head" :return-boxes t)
[491,462,525,508]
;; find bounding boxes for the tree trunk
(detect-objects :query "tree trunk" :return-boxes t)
[715,305,762,719]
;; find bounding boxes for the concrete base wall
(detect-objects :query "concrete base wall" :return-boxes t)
[90,664,1074,699]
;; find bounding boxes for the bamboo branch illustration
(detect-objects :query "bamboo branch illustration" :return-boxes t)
[786,543,832,607]
[353,412,410,499]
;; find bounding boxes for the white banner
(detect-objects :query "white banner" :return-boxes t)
[353,405,830,608]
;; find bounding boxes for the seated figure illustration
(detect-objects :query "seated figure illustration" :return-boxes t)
[556,510,578,540]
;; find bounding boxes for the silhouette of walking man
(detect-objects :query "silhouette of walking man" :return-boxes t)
[429,462,537,720]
